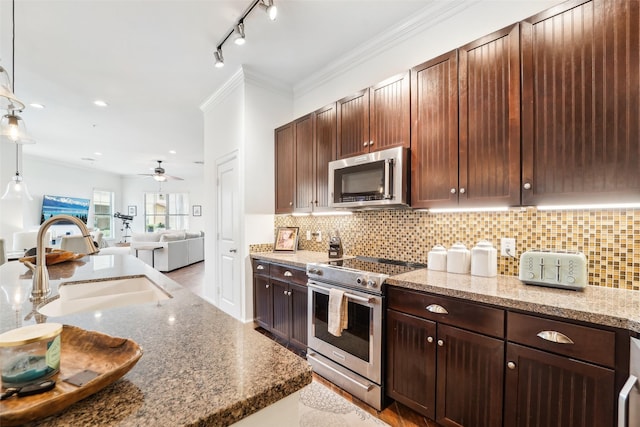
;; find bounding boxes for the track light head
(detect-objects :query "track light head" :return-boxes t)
[260,0,277,21]
[233,22,246,45]
[214,48,224,68]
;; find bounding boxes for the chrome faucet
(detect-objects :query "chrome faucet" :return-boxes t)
[25,214,99,299]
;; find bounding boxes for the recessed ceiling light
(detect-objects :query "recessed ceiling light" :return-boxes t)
[93,100,108,107]
[81,157,96,162]
[29,103,45,109]
[194,160,204,165]
[169,150,176,154]
[94,152,103,156]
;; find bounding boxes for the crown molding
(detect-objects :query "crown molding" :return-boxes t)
[293,0,477,98]
[200,67,245,112]
[242,66,293,99]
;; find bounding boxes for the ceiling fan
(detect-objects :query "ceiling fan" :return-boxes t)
[139,160,184,182]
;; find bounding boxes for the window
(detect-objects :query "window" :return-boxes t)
[144,192,189,232]
[93,190,114,238]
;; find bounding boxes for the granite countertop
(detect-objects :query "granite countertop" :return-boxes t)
[251,250,639,334]
[250,250,353,269]
[0,255,311,426]
[387,268,640,334]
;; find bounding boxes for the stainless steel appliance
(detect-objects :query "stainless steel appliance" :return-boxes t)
[328,146,409,209]
[306,257,425,410]
[619,336,640,427]
[519,250,588,290]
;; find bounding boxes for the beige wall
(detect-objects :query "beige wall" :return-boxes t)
[263,208,639,291]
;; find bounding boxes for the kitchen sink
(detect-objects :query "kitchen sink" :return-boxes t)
[37,276,172,317]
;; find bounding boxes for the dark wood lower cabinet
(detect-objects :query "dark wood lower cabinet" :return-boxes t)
[271,279,290,342]
[436,324,504,427]
[504,343,615,427]
[253,274,272,330]
[386,309,504,427]
[288,282,308,349]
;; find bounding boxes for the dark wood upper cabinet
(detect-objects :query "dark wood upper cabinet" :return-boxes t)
[521,0,640,205]
[314,103,337,210]
[411,50,459,209]
[337,72,410,159]
[274,123,294,214]
[459,24,521,207]
[337,89,370,158]
[370,71,410,152]
[293,113,315,212]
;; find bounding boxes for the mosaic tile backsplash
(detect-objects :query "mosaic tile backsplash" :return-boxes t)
[269,208,639,291]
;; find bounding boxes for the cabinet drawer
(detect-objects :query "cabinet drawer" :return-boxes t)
[252,259,270,275]
[387,287,504,338]
[271,264,307,285]
[507,312,615,368]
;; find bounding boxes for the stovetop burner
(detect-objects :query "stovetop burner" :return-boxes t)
[327,256,426,277]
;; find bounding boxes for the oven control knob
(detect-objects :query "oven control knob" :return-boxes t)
[367,280,377,288]
[356,277,364,285]
[308,268,321,275]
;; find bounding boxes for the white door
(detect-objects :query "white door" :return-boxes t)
[216,153,241,319]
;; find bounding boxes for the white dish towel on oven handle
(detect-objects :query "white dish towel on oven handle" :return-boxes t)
[328,288,349,336]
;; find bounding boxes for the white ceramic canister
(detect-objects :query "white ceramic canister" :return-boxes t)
[427,245,448,271]
[471,240,498,277]
[446,242,471,274]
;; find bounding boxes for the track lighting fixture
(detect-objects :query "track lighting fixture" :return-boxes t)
[214,47,224,68]
[233,22,246,46]
[213,0,278,68]
[259,0,277,21]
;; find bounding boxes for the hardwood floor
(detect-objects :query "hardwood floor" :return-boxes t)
[163,261,438,427]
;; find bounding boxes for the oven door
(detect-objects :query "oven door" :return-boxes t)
[307,280,382,384]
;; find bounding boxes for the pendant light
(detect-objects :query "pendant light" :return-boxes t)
[1,143,32,201]
[0,66,25,111]
[0,0,34,144]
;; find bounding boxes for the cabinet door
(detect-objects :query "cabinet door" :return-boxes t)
[459,24,521,207]
[370,71,410,152]
[521,0,640,205]
[274,123,294,213]
[294,114,315,212]
[253,275,272,330]
[386,309,437,419]
[314,103,336,210]
[337,89,370,159]
[271,279,289,342]
[288,282,308,350]
[436,324,504,427]
[411,51,459,209]
[504,343,615,427]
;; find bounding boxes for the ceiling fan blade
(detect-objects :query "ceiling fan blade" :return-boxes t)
[164,174,184,181]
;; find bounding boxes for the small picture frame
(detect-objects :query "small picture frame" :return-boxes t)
[192,205,202,216]
[128,205,137,217]
[274,227,299,252]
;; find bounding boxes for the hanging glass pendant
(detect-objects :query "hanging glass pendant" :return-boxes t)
[0,113,35,144]
[0,66,25,111]
[1,172,32,200]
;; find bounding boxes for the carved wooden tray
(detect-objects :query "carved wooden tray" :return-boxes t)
[19,249,85,266]
[0,324,143,426]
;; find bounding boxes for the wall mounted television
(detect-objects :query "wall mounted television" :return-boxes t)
[40,195,90,225]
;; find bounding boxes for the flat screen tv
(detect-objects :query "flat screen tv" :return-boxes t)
[40,195,90,225]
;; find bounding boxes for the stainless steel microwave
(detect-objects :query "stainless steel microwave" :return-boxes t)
[328,146,408,209]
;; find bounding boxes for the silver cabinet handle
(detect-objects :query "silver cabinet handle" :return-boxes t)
[507,361,516,370]
[536,330,574,344]
[283,290,288,295]
[363,141,369,147]
[523,182,532,190]
[450,188,457,194]
[265,284,270,289]
[229,248,237,253]
[288,291,292,296]
[618,374,638,427]
[289,201,293,206]
[427,336,434,343]
[426,304,449,314]
[369,140,374,146]
[284,271,293,277]
[459,187,465,194]
[437,340,444,347]
[256,265,265,270]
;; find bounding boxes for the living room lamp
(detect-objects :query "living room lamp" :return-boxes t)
[1,143,33,201]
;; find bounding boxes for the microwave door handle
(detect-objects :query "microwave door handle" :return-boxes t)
[383,159,393,200]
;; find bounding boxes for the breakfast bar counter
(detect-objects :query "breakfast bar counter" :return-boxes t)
[0,255,311,426]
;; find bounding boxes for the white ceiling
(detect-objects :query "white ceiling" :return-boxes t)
[0,0,432,180]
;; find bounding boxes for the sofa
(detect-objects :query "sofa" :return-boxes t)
[129,230,204,272]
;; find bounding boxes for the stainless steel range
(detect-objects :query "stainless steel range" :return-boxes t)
[306,257,425,410]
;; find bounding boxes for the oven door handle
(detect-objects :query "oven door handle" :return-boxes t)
[308,352,373,391]
[307,282,374,304]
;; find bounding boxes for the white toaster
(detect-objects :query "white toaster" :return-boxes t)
[518,250,588,290]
